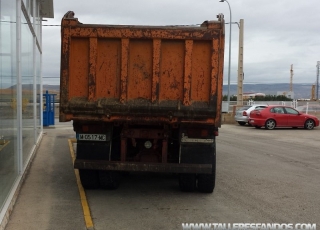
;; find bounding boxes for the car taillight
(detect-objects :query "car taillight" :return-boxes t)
[243,111,247,116]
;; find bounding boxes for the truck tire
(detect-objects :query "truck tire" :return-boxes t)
[198,149,216,193]
[197,174,215,193]
[99,171,120,190]
[179,174,196,192]
[79,169,99,189]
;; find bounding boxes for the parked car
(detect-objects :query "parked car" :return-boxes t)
[248,105,320,130]
[296,104,320,113]
[234,104,268,126]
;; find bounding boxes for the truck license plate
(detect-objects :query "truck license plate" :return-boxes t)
[77,134,107,141]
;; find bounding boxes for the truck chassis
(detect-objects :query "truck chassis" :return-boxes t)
[73,121,216,193]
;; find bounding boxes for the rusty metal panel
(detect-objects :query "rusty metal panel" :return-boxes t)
[128,40,153,100]
[120,38,129,103]
[183,40,193,106]
[88,37,97,101]
[69,38,89,98]
[96,39,121,99]
[152,39,161,103]
[191,41,211,102]
[159,40,184,101]
[59,12,225,124]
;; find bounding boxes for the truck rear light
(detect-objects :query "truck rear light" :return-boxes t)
[79,124,105,133]
[186,128,218,137]
[187,129,209,138]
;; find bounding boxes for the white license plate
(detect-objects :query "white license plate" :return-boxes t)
[77,134,107,141]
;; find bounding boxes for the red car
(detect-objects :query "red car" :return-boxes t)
[248,105,320,130]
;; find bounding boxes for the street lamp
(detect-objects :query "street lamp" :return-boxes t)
[219,0,232,108]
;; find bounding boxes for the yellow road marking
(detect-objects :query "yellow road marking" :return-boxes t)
[0,140,10,152]
[68,139,94,229]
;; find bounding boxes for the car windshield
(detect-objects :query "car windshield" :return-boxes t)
[255,106,267,111]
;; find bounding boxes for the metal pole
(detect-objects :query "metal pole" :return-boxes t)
[16,0,23,174]
[237,19,244,106]
[317,61,319,100]
[219,0,232,109]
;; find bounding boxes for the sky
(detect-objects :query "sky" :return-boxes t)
[42,0,320,86]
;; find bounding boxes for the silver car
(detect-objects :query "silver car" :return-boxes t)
[234,104,268,125]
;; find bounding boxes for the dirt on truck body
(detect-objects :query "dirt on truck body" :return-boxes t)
[59,11,225,193]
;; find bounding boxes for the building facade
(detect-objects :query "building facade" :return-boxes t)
[0,0,53,228]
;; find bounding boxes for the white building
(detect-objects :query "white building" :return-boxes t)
[243,92,266,99]
[0,0,54,228]
[277,91,294,99]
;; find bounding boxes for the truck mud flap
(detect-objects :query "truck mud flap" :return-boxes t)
[74,160,212,174]
[180,143,215,165]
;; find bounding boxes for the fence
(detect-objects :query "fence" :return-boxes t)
[222,100,320,114]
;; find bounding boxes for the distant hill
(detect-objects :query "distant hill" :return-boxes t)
[43,85,60,92]
[5,83,316,100]
[223,83,314,99]
[7,84,60,92]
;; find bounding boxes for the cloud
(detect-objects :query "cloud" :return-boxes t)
[42,0,320,86]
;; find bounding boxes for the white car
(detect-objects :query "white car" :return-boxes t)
[234,104,268,126]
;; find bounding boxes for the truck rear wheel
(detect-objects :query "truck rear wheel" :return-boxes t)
[179,174,196,192]
[79,169,99,189]
[198,149,216,193]
[197,174,215,193]
[99,171,120,190]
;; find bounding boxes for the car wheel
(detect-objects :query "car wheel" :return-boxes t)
[265,119,276,130]
[238,121,246,126]
[255,126,261,129]
[304,119,315,130]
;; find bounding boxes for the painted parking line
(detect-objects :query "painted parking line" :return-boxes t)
[0,140,10,152]
[68,139,94,230]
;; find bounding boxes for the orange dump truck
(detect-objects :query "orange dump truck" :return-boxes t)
[60,11,225,193]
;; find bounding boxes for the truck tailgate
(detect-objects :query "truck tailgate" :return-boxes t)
[60,13,225,126]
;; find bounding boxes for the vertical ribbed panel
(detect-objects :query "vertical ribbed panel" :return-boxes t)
[191,41,211,102]
[152,39,161,103]
[211,39,219,102]
[96,39,121,99]
[183,40,193,106]
[88,38,97,101]
[69,38,88,98]
[128,40,153,100]
[120,39,129,103]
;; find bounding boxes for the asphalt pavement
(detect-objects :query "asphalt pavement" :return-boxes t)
[4,121,320,230]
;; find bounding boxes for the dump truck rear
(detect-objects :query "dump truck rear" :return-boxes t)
[59,11,225,193]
